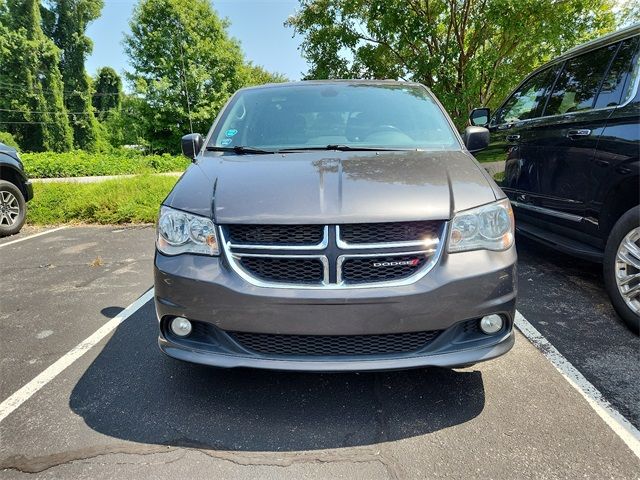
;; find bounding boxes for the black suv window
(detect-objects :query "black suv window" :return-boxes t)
[595,36,640,109]
[495,67,557,125]
[544,43,618,116]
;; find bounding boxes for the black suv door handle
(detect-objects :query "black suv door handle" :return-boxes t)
[506,134,520,142]
[567,129,591,139]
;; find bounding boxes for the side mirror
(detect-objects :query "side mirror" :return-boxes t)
[181,133,204,161]
[463,126,490,153]
[469,107,490,127]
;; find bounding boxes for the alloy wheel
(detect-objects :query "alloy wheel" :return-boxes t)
[0,190,20,226]
[615,227,640,316]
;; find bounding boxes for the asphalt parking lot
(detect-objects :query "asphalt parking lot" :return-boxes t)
[1,226,639,479]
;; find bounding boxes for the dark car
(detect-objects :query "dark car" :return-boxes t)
[0,142,33,236]
[470,25,640,333]
[153,80,517,371]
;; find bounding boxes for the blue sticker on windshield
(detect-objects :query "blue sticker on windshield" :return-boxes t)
[221,138,232,146]
[225,129,238,137]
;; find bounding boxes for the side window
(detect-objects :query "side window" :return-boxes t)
[544,43,618,116]
[595,36,640,109]
[496,67,557,124]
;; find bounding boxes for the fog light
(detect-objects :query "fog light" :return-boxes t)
[480,314,503,334]
[170,317,192,337]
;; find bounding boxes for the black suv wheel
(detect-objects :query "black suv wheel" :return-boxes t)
[604,206,640,334]
[0,180,26,237]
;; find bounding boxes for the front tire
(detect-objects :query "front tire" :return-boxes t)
[0,180,26,237]
[603,206,640,334]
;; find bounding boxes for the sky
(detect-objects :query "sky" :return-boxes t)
[86,0,309,82]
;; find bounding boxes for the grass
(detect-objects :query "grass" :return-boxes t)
[26,175,178,225]
[22,150,189,178]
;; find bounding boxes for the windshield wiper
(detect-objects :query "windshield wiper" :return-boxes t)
[206,146,275,155]
[279,145,413,152]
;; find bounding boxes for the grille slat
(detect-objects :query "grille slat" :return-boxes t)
[227,225,324,245]
[229,330,441,356]
[238,257,324,284]
[340,221,440,244]
[341,255,427,284]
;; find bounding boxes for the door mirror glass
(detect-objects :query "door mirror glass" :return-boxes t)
[181,133,204,161]
[463,126,490,153]
[469,108,490,127]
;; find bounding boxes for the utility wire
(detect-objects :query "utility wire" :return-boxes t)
[0,81,121,96]
[0,121,61,125]
[0,108,94,115]
[176,24,193,134]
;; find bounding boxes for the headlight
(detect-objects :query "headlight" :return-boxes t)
[448,198,514,252]
[156,206,219,256]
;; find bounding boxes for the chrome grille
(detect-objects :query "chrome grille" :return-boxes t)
[229,330,441,356]
[221,222,445,289]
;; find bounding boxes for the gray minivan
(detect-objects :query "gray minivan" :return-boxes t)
[154,80,517,371]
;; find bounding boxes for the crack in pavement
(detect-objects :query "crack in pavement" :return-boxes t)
[0,259,152,275]
[0,443,401,478]
[0,444,177,474]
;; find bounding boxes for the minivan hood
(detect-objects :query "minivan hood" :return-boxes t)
[164,150,498,223]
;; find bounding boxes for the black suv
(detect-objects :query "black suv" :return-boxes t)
[0,142,33,236]
[470,25,640,333]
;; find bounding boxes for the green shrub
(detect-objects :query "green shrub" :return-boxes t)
[27,175,178,224]
[21,149,189,178]
[0,131,20,150]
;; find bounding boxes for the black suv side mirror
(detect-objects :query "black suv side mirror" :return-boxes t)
[181,133,204,161]
[469,108,490,127]
[463,126,490,153]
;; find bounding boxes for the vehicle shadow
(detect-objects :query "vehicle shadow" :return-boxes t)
[70,302,485,452]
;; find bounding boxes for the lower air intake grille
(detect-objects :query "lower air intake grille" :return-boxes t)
[341,255,427,284]
[229,330,441,356]
[238,257,324,284]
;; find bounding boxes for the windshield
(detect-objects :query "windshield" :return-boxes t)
[208,83,459,151]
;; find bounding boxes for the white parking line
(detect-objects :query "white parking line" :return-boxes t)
[515,311,640,458]
[0,288,154,424]
[0,226,68,248]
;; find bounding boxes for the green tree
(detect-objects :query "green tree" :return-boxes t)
[287,0,616,124]
[241,63,288,86]
[93,67,123,119]
[100,94,150,149]
[0,0,73,152]
[617,0,640,26]
[47,0,104,151]
[124,0,248,152]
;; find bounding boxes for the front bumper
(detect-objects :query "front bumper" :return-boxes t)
[154,245,517,371]
[23,180,33,202]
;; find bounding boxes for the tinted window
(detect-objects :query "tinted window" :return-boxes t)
[496,67,557,124]
[595,36,640,109]
[544,44,618,116]
[210,84,459,150]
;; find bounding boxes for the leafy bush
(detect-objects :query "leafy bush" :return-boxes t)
[0,131,20,150]
[21,149,189,178]
[27,175,178,224]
